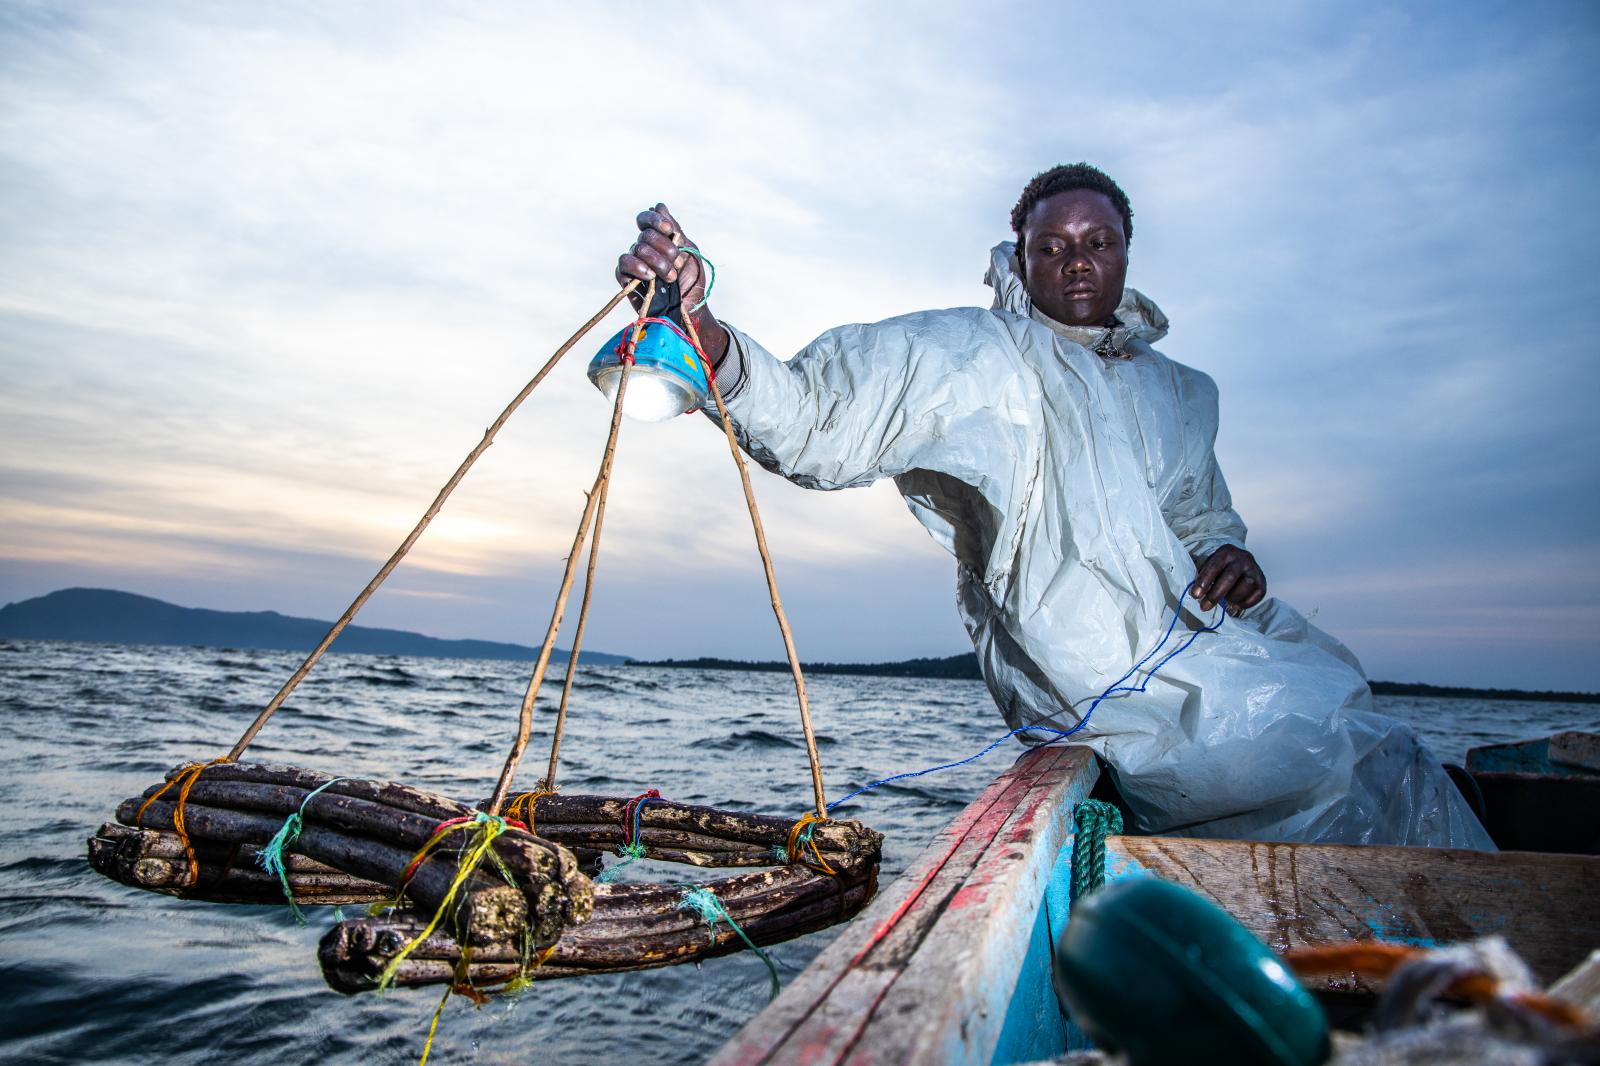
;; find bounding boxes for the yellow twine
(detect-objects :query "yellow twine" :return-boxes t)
[417,942,557,1065]
[376,813,508,992]
[134,758,227,886]
[785,812,837,875]
[419,985,449,1066]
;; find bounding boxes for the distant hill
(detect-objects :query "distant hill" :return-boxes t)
[635,653,1599,703]
[0,588,630,664]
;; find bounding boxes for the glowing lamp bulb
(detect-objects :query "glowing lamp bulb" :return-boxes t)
[587,321,709,422]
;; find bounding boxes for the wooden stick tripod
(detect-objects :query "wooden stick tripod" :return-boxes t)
[222,275,831,821]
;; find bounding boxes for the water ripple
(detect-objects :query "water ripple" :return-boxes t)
[0,640,1589,1065]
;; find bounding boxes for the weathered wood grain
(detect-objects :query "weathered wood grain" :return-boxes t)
[500,793,882,864]
[1550,732,1600,774]
[708,745,1100,1066]
[1108,835,1600,988]
[844,746,1097,1065]
[88,822,390,904]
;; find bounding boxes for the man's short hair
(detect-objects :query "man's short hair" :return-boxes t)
[1010,163,1134,250]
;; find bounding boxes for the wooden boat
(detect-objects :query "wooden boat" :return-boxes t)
[1459,730,1600,854]
[709,735,1600,1065]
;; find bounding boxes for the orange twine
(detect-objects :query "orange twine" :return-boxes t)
[1281,942,1592,1029]
[785,812,837,875]
[505,790,557,838]
[133,758,228,886]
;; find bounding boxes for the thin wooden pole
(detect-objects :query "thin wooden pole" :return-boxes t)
[682,313,828,819]
[226,281,639,762]
[540,456,614,791]
[486,281,652,815]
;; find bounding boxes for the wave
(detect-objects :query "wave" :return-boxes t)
[349,673,419,688]
[693,729,805,752]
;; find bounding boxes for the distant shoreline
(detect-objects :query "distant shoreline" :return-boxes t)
[631,654,1600,704]
[0,588,628,665]
[6,587,1594,703]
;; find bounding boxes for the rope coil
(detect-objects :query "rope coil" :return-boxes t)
[1069,799,1124,907]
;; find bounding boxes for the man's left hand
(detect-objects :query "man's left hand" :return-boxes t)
[1192,545,1266,615]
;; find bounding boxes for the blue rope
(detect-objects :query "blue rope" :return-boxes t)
[597,795,665,884]
[825,586,1225,812]
[258,776,345,923]
[633,795,662,844]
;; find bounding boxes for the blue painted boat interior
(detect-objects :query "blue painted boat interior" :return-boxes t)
[992,834,1159,1063]
[1467,737,1592,778]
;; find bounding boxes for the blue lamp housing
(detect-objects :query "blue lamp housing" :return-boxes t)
[587,319,709,422]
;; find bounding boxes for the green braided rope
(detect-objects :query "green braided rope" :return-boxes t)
[257,776,345,923]
[1069,799,1124,908]
[678,247,715,311]
[678,886,780,1001]
[596,841,646,884]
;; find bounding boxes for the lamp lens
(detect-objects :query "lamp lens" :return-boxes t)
[593,365,699,422]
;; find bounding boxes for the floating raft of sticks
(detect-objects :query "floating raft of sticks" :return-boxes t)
[87,761,884,995]
[92,763,593,948]
[505,793,882,869]
[89,821,389,905]
[321,840,881,991]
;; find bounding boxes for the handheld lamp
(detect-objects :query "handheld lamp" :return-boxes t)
[587,279,709,421]
[587,318,708,421]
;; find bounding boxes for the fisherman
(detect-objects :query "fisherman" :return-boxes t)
[616,164,1492,849]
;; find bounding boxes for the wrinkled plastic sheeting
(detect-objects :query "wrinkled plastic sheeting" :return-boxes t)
[711,243,1493,850]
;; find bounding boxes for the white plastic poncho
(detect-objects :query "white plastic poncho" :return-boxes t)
[711,242,1492,849]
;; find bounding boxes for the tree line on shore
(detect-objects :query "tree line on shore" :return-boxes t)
[631,654,1600,704]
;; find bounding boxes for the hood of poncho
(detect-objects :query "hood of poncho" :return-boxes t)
[983,240,1169,357]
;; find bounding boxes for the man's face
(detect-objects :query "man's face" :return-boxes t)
[1020,189,1128,328]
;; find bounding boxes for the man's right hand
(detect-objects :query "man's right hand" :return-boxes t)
[616,203,728,367]
[617,204,707,312]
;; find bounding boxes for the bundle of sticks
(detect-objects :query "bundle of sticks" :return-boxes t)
[321,843,881,991]
[88,764,884,995]
[89,821,390,905]
[89,762,594,948]
[505,793,883,869]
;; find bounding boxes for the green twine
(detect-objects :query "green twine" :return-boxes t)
[1069,799,1124,909]
[679,247,715,311]
[258,776,345,924]
[596,841,646,884]
[678,886,780,1001]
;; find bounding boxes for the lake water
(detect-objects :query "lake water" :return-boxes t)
[0,639,1593,1065]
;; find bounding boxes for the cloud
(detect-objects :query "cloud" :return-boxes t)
[1,2,1596,687]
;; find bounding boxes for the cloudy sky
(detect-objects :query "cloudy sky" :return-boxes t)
[2,2,1596,690]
